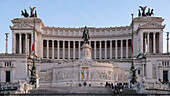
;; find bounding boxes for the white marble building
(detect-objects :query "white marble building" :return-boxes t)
[0,15,170,90]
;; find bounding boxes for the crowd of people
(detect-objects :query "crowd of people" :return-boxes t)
[105,82,128,94]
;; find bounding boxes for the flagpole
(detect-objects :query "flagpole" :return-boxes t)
[130,14,137,85]
[131,14,134,69]
[30,8,37,85]
[33,14,35,67]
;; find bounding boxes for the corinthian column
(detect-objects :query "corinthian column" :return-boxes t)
[153,33,156,53]
[12,33,16,53]
[110,40,112,59]
[5,33,9,54]
[47,40,49,59]
[52,40,54,59]
[121,40,123,58]
[79,41,81,59]
[19,33,22,54]
[25,33,28,55]
[73,41,75,59]
[126,39,128,58]
[68,41,70,59]
[94,41,96,59]
[63,41,65,59]
[105,40,107,59]
[99,41,101,59]
[115,40,117,59]
[147,33,150,53]
[57,41,60,59]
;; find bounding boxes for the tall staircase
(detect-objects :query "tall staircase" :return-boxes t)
[29,86,138,95]
[29,86,112,95]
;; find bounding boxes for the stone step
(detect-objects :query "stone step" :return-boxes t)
[29,86,112,94]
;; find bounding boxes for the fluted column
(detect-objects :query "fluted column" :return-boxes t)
[28,39,30,55]
[99,41,102,59]
[126,39,128,58]
[121,40,123,58]
[12,33,16,53]
[79,41,81,59]
[144,33,147,53]
[52,40,54,59]
[105,40,107,59]
[57,41,60,59]
[25,33,27,54]
[147,33,150,53]
[68,41,70,59]
[19,33,22,54]
[63,41,65,59]
[159,32,163,53]
[110,40,112,59]
[153,33,156,53]
[47,40,49,59]
[73,41,75,59]
[115,40,117,59]
[94,41,96,59]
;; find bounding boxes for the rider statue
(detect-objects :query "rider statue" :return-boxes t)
[82,26,90,44]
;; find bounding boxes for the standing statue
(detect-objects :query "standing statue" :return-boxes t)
[29,7,37,17]
[82,26,90,43]
[139,6,147,16]
[21,9,29,17]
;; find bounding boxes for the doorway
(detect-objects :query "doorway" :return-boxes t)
[163,71,168,83]
[6,71,10,82]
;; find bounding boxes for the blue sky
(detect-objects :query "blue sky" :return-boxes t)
[0,0,170,53]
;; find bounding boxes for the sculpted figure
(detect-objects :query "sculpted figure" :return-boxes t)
[82,69,88,80]
[82,26,90,43]
[21,9,29,17]
[29,7,36,17]
[139,6,147,16]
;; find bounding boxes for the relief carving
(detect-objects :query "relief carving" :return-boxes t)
[91,70,113,80]
[55,70,75,80]
[39,70,52,81]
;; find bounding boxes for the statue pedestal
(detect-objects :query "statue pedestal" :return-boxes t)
[80,43,92,60]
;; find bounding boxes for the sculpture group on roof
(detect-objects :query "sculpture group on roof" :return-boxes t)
[138,6,154,17]
[21,7,37,18]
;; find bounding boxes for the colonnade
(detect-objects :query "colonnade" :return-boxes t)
[43,39,132,60]
[12,33,32,54]
[143,32,160,53]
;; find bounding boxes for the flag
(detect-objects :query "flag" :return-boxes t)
[31,35,34,55]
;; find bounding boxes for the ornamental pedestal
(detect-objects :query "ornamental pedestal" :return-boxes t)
[80,43,92,60]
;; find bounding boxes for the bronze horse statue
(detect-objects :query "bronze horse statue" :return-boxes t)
[21,9,29,17]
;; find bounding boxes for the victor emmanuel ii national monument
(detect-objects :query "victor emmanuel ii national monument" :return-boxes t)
[0,6,170,94]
